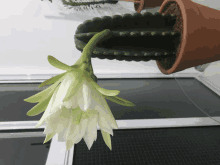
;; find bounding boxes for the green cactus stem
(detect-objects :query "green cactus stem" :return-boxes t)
[74,2,182,69]
[61,0,118,7]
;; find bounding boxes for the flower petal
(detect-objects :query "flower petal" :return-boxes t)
[83,114,98,149]
[43,132,56,144]
[51,74,75,108]
[62,71,84,102]
[82,81,92,111]
[83,133,94,150]
[65,108,83,140]
[54,107,72,135]
[66,139,75,151]
[98,112,113,136]
[78,117,89,137]
[96,95,119,129]
[101,130,112,150]
[77,80,95,111]
[63,94,78,109]
[35,86,60,128]
[76,85,85,112]
[66,130,83,151]
[57,128,69,142]
[90,92,118,129]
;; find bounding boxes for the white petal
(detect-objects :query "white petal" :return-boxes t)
[52,107,72,135]
[83,114,98,149]
[66,139,75,151]
[98,112,113,136]
[96,95,118,129]
[44,122,56,135]
[72,133,83,144]
[78,118,88,137]
[86,114,98,142]
[83,133,95,150]
[57,127,69,142]
[66,124,80,141]
[35,86,60,128]
[76,84,85,112]
[63,94,78,109]
[65,109,82,140]
[82,81,92,111]
[90,91,109,114]
[52,74,74,108]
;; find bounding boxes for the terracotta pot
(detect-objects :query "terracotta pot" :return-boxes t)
[134,0,164,13]
[156,0,220,74]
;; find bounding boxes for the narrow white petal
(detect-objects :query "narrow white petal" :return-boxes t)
[66,139,75,151]
[53,107,72,135]
[83,133,95,150]
[82,81,92,111]
[73,134,83,144]
[78,118,88,137]
[85,114,98,142]
[44,122,56,135]
[65,109,82,140]
[66,124,80,141]
[63,94,78,109]
[76,85,85,112]
[90,91,109,114]
[57,127,69,142]
[98,112,113,136]
[96,95,118,129]
[90,92,118,130]
[52,75,74,108]
[35,86,60,128]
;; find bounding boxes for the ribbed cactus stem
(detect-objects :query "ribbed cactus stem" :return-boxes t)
[62,0,118,6]
[74,12,180,62]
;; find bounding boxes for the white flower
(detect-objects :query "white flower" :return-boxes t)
[24,30,135,151]
[26,69,120,150]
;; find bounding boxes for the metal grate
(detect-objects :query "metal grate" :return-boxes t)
[73,126,220,165]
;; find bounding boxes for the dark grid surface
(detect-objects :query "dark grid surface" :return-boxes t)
[73,126,220,165]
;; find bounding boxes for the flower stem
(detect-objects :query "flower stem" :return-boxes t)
[76,29,112,73]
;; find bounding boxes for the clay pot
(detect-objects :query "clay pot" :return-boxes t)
[156,0,220,74]
[134,0,164,13]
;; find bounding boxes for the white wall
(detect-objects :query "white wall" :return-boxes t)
[0,0,218,77]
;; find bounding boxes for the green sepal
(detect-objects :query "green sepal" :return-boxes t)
[84,71,120,96]
[48,55,74,71]
[26,94,52,116]
[101,130,112,150]
[38,72,66,88]
[105,96,135,107]
[24,77,63,103]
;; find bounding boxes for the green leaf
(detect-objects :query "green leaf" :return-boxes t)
[101,130,112,150]
[84,72,120,96]
[48,55,74,71]
[105,96,135,107]
[26,94,52,116]
[24,76,64,103]
[38,72,66,88]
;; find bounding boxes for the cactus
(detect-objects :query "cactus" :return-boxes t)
[74,2,182,67]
